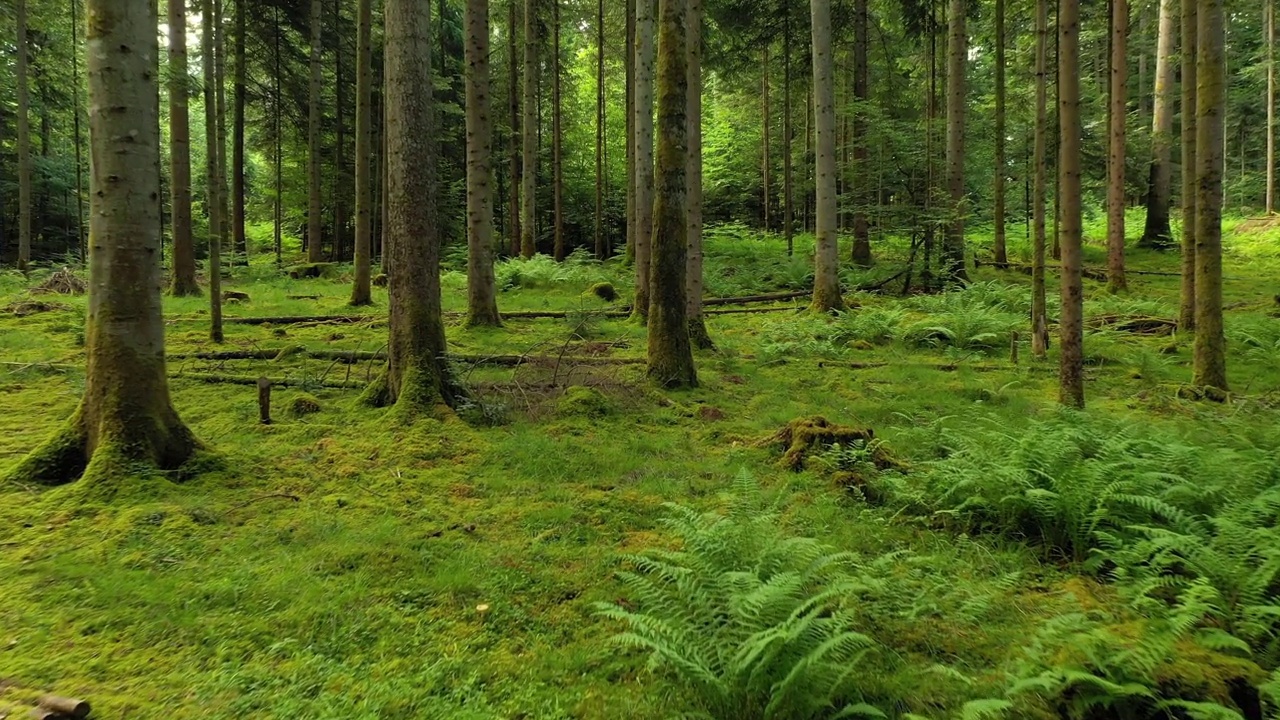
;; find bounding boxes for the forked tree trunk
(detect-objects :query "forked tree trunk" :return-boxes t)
[204,0,224,343]
[687,0,711,349]
[809,0,843,312]
[232,0,247,266]
[943,0,969,284]
[648,0,696,388]
[351,0,374,305]
[993,0,1007,268]
[1058,0,1084,408]
[520,0,538,258]
[1141,0,1176,248]
[8,0,199,487]
[1180,0,1197,330]
[1106,0,1128,293]
[17,0,31,272]
[552,0,565,261]
[367,0,459,415]
[168,0,199,295]
[851,0,871,266]
[508,0,521,257]
[307,0,324,263]
[465,0,502,326]
[1193,0,1227,390]
[633,0,657,321]
[1032,0,1049,357]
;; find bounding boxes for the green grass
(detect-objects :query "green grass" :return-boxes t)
[1,217,1279,718]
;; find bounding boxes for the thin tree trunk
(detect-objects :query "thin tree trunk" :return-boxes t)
[810,0,843,312]
[465,0,502,326]
[351,0,374,305]
[274,3,283,267]
[233,0,247,266]
[204,0,224,342]
[804,80,811,236]
[595,0,606,259]
[508,0,521,257]
[7,0,198,487]
[1139,7,1149,128]
[1267,0,1276,215]
[307,0,324,263]
[943,0,969,284]
[1059,0,1084,408]
[1107,0,1128,293]
[633,0,657,321]
[762,47,771,232]
[521,0,538,258]
[851,0,871,266]
[687,0,711,349]
[625,0,637,262]
[923,6,936,291]
[169,0,199,295]
[783,11,794,257]
[72,0,86,265]
[648,0,696,388]
[215,0,230,267]
[1032,0,1049,357]
[1180,0,1197,331]
[381,95,391,270]
[1193,0,1226,390]
[335,0,347,261]
[552,0,565,261]
[993,0,1007,268]
[16,0,31,272]
[1141,0,1176,248]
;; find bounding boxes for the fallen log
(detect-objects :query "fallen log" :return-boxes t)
[704,306,801,315]
[171,348,645,366]
[170,373,365,389]
[703,289,810,306]
[37,695,90,719]
[222,314,376,325]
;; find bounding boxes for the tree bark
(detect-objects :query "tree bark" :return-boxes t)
[648,0,696,388]
[232,0,247,266]
[851,0,871,266]
[8,0,199,487]
[1267,0,1276,215]
[783,12,794,257]
[334,0,347,261]
[215,0,230,267]
[307,0,324,263]
[17,0,31,272]
[465,0,502,326]
[274,5,284,267]
[633,0,657,321]
[1058,0,1084,408]
[762,47,771,232]
[687,0,711,349]
[371,0,459,415]
[992,0,1007,268]
[204,0,224,343]
[1107,0,1128,293]
[168,0,199,295]
[1141,0,1176,248]
[552,0,565,261]
[1193,0,1227,390]
[809,0,843,312]
[1179,0,1197,331]
[943,0,969,284]
[351,0,374,305]
[508,0,521,257]
[72,0,87,264]
[626,0,637,262]
[1032,0,1049,357]
[520,0,538,258]
[595,0,607,259]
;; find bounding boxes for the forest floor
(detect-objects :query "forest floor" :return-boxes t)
[2,214,1280,719]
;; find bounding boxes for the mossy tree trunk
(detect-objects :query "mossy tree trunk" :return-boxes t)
[307,0,325,264]
[17,0,31,273]
[373,0,459,415]
[943,0,969,284]
[203,0,224,343]
[633,0,657,321]
[465,0,502,326]
[1032,0,1049,357]
[8,0,199,488]
[168,0,199,296]
[1141,0,1176,248]
[1058,0,1085,408]
[686,0,712,349]
[520,0,538,258]
[1193,0,1227,391]
[850,0,872,267]
[1106,0,1128,293]
[647,0,697,389]
[809,0,843,313]
[351,0,374,305]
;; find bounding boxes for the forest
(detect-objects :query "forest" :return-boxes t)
[1,0,1280,715]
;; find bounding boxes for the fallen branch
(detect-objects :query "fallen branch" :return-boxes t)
[169,372,365,389]
[703,289,810,306]
[704,306,802,315]
[222,314,376,325]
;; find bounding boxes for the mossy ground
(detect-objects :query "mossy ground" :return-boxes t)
[2,216,1279,718]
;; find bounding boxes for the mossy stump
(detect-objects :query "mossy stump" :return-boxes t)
[757,416,874,471]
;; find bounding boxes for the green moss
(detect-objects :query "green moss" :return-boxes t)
[584,282,617,302]
[556,386,613,418]
[289,394,322,416]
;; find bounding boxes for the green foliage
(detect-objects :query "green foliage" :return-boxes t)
[596,472,886,720]
[494,250,612,292]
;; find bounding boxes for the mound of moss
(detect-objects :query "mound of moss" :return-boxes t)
[289,394,322,416]
[557,386,613,418]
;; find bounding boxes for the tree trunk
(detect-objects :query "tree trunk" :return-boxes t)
[783,12,794,257]
[232,0,247,267]
[168,0,199,295]
[520,0,538,258]
[204,0,224,342]
[626,0,637,262]
[8,0,200,487]
[595,0,606,259]
[1032,0,1049,357]
[1179,0,1197,331]
[648,0,696,388]
[1193,0,1226,390]
[993,0,1007,268]
[809,0,843,312]
[274,4,283,267]
[687,0,711,349]
[943,0,969,284]
[1141,0,1176,248]
[1107,0,1128,293]
[215,0,230,267]
[1267,0,1275,215]
[508,0,521,257]
[552,0,565,261]
[370,0,459,415]
[307,0,324,263]
[465,0,502,326]
[851,0,871,266]
[923,9,936,291]
[1058,0,1084,408]
[351,0,374,305]
[72,0,87,265]
[335,0,347,261]
[633,0,657,321]
[16,0,31,272]
[762,47,771,232]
